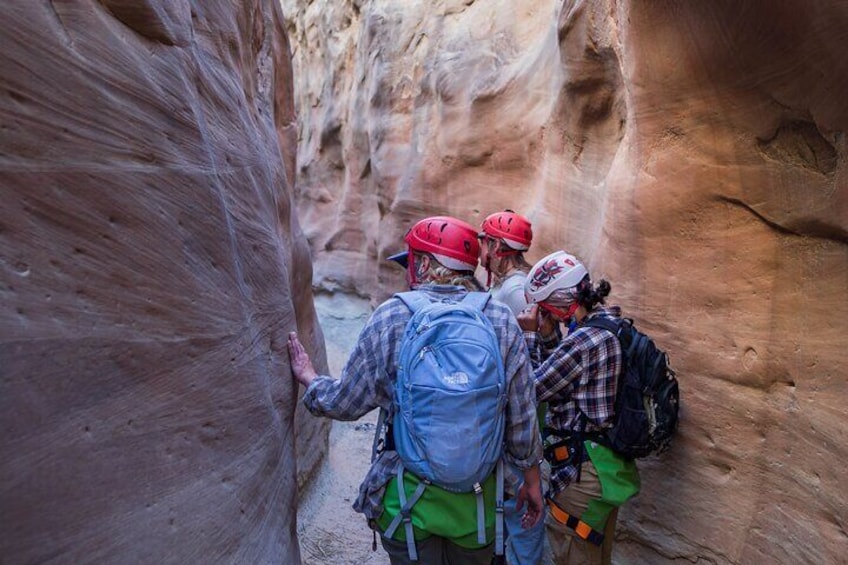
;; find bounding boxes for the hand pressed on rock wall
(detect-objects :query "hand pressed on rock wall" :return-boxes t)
[287,332,318,387]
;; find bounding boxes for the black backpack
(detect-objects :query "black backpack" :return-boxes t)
[582,316,680,459]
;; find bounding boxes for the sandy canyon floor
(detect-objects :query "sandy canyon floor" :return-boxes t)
[297,294,389,564]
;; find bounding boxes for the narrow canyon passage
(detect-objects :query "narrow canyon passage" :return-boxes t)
[2,1,846,563]
[296,293,384,564]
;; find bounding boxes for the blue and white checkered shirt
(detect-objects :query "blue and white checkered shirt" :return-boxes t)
[302,284,543,519]
[525,305,624,494]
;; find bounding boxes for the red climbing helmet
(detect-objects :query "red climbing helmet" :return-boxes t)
[479,210,533,251]
[404,216,480,272]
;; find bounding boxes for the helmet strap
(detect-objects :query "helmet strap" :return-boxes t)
[483,256,493,289]
[488,239,520,284]
[406,247,417,288]
[539,301,580,323]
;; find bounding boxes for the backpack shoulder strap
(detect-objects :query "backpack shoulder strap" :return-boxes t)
[370,406,391,464]
[582,316,621,335]
[584,316,642,356]
[393,291,433,314]
[460,291,491,312]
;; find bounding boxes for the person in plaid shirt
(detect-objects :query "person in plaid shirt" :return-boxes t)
[288,216,544,565]
[517,251,641,565]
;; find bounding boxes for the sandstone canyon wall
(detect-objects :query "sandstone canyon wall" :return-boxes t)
[283,0,847,563]
[0,1,328,563]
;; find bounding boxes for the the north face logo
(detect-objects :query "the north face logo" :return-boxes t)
[444,372,470,385]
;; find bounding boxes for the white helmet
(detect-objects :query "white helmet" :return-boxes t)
[525,251,588,303]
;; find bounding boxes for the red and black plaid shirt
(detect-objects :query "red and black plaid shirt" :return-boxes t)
[524,306,624,494]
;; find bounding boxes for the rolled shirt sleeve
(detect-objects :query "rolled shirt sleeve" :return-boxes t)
[301,301,400,420]
[502,317,544,470]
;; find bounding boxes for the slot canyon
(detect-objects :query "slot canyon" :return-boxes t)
[2,1,846,563]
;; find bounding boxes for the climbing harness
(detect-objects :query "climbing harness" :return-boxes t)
[545,493,605,546]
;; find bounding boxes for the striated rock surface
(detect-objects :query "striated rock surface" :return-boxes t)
[0,1,327,563]
[283,0,848,562]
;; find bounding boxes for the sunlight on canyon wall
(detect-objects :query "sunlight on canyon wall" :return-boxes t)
[283,0,848,562]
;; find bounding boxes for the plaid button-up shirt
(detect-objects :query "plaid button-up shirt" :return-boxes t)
[302,285,543,520]
[525,306,623,495]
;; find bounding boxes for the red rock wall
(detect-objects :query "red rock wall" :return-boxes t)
[0,1,327,562]
[284,0,848,562]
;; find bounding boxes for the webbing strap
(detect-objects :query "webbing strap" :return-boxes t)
[546,494,605,546]
[370,407,388,464]
[628,332,646,360]
[494,459,505,556]
[582,316,620,336]
[383,467,427,561]
[382,468,406,539]
[475,486,485,545]
[398,469,417,562]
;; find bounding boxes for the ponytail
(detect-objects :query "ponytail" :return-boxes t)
[577,278,611,310]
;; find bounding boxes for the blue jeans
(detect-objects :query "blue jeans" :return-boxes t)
[504,496,545,565]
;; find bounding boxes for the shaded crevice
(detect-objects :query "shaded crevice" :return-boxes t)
[717,196,848,245]
[757,120,838,176]
[97,0,190,47]
[46,0,75,48]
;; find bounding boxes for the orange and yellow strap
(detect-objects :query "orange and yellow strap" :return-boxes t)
[545,494,605,546]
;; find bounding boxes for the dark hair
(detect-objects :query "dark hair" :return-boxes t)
[577,277,611,310]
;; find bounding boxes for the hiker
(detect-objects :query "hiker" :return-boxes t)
[478,210,534,316]
[517,251,641,565]
[478,210,545,565]
[288,215,545,565]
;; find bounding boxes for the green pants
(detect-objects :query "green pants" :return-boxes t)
[546,442,640,565]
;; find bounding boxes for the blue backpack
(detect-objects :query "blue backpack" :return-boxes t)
[378,291,507,560]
